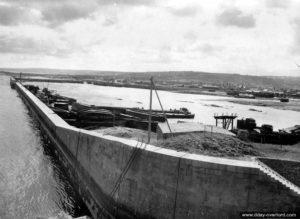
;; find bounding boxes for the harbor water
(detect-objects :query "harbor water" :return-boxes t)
[0,75,89,219]
[34,82,300,131]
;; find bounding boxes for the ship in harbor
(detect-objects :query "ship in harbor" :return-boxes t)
[10,77,300,219]
[280,97,289,102]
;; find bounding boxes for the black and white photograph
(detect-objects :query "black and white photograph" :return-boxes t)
[0,0,300,218]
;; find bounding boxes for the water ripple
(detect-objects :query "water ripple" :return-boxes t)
[0,76,89,219]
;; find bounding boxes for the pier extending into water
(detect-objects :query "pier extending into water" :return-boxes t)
[11,78,300,219]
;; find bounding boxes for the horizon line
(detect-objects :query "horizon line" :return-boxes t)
[0,67,299,78]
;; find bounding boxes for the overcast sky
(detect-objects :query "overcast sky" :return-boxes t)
[0,0,300,76]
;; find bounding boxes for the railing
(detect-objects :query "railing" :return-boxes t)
[254,158,300,195]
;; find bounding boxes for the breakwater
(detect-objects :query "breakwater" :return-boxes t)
[14,81,300,218]
[1,76,88,219]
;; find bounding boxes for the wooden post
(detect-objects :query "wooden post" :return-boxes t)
[151,78,172,134]
[147,77,153,144]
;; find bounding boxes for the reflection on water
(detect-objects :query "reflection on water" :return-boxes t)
[0,75,89,219]
[35,82,300,130]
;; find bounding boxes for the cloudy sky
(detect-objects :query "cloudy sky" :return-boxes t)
[0,0,300,76]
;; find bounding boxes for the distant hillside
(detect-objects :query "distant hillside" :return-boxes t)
[111,71,300,89]
[1,68,300,89]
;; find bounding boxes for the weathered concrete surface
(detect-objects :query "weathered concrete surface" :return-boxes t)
[157,122,235,140]
[15,82,300,219]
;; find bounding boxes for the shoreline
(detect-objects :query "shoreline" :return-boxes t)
[228,99,300,112]
[10,74,300,112]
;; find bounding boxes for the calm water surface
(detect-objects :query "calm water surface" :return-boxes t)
[0,75,88,219]
[36,82,300,130]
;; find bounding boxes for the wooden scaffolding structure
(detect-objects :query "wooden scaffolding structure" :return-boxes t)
[214,113,237,130]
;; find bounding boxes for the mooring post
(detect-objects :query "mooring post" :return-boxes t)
[147,77,153,144]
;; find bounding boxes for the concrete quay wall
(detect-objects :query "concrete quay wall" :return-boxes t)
[15,82,300,219]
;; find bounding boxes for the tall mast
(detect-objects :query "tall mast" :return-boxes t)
[147,77,153,144]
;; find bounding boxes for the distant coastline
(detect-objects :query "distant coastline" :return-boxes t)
[1,68,300,90]
[228,99,300,112]
[2,73,300,112]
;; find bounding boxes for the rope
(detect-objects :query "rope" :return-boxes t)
[98,140,146,218]
[172,158,182,219]
[151,78,173,134]
[110,140,145,197]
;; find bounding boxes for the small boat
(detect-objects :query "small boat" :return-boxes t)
[226,91,239,96]
[52,102,69,110]
[156,111,195,119]
[125,109,166,122]
[235,93,255,99]
[132,107,195,119]
[280,98,289,102]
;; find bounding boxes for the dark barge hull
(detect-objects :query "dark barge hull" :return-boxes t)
[125,109,166,122]
[128,109,195,120]
[280,98,289,102]
[72,103,194,120]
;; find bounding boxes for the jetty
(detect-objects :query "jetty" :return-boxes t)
[10,77,300,219]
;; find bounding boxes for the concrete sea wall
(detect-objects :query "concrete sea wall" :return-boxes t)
[15,82,300,219]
